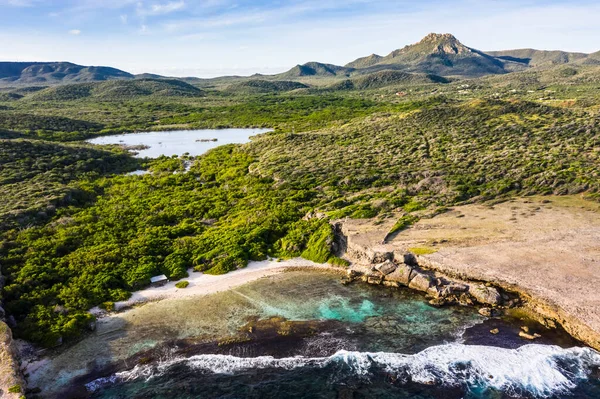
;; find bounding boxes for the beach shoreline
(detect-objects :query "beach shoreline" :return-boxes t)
[90,258,334,316]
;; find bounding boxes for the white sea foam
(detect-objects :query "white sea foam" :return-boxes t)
[86,344,600,397]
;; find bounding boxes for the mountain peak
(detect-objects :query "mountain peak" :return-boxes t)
[409,33,471,56]
[419,33,459,44]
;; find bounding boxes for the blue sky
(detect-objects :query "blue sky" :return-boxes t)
[0,0,599,77]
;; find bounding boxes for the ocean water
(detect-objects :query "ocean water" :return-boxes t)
[39,271,600,398]
[87,128,271,158]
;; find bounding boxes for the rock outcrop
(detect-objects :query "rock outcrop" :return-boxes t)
[469,284,502,306]
[374,260,397,276]
[0,269,26,398]
[339,222,514,320]
[0,322,26,398]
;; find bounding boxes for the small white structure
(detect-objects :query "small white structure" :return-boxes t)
[150,274,168,287]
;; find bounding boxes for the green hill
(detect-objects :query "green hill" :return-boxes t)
[345,54,383,69]
[481,64,600,89]
[225,80,309,94]
[278,62,355,79]
[330,70,448,90]
[580,51,600,65]
[0,62,133,86]
[28,78,205,101]
[487,49,588,67]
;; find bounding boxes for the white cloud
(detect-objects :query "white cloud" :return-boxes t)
[68,29,81,35]
[120,14,128,24]
[0,0,36,6]
[138,1,185,17]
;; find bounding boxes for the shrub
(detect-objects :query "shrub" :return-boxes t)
[8,385,22,393]
[388,214,419,235]
[175,281,189,289]
[100,302,115,311]
[408,247,437,256]
[301,222,335,263]
[328,256,350,267]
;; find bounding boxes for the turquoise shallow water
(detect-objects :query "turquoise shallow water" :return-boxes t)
[317,298,379,322]
[36,271,600,398]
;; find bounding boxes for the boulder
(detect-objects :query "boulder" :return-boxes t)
[458,293,475,306]
[470,284,502,306]
[375,260,397,276]
[478,307,502,317]
[429,298,449,307]
[519,331,541,340]
[382,281,400,288]
[385,264,413,286]
[408,271,432,292]
[346,269,361,279]
[427,285,440,298]
[367,249,394,264]
[441,283,470,298]
[403,253,418,266]
[367,274,383,285]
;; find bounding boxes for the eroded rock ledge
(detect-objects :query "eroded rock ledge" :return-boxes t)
[342,249,516,318]
[335,196,600,351]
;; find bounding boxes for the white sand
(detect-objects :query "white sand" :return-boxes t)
[90,258,331,315]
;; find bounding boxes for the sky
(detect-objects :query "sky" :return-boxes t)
[0,0,599,78]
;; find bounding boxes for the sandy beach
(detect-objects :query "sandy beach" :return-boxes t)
[90,258,331,315]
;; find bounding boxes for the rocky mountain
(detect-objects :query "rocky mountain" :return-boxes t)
[0,62,133,86]
[346,33,512,78]
[2,34,599,91]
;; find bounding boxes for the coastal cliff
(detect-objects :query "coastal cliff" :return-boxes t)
[336,196,600,351]
[1,321,25,398]
[0,269,26,398]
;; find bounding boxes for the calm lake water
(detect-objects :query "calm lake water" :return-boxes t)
[87,128,272,158]
[28,271,600,399]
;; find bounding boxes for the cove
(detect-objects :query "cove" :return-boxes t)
[23,270,598,399]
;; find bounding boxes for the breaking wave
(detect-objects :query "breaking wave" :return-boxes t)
[87,343,600,398]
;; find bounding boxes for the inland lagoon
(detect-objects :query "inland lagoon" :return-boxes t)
[87,128,271,158]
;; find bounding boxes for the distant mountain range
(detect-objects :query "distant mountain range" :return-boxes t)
[280,33,600,80]
[0,62,133,86]
[0,33,598,88]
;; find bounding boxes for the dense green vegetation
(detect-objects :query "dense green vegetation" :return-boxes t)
[0,139,139,229]
[1,60,600,347]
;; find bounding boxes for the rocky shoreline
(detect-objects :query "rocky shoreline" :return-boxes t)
[341,251,524,324]
[335,214,600,351]
[0,269,26,399]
